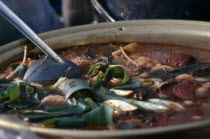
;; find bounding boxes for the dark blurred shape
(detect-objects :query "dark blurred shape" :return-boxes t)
[49,0,62,15]
[92,0,210,22]
[0,0,63,46]
[62,0,96,26]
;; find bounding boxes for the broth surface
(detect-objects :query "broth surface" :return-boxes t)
[0,43,210,130]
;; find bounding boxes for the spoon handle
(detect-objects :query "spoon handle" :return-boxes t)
[0,1,64,64]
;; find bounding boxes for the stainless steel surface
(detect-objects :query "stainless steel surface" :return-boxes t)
[1,20,210,138]
[0,1,63,64]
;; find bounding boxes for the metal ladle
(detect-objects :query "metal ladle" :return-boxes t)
[0,1,80,81]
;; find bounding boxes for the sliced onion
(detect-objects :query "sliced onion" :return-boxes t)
[110,89,133,96]
[148,98,184,111]
[104,100,137,112]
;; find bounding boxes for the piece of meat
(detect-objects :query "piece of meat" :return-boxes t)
[70,57,93,69]
[158,80,201,99]
[172,80,201,99]
[158,82,177,98]
[64,54,95,69]
[145,51,196,68]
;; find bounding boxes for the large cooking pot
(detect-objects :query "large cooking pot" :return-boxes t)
[1,20,210,139]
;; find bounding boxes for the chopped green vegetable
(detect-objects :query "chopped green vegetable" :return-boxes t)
[24,105,87,121]
[148,63,209,78]
[8,102,31,109]
[56,117,85,128]
[0,89,9,100]
[191,64,210,77]
[93,66,130,89]
[0,77,10,83]
[113,80,151,90]
[104,66,129,86]
[2,45,209,131]
[42,118,60,126]
[149,69,169,78]
[0,78,14,87]
[84,97,98,110]
[44,105,75,112]
[4,84,20,103]
[56,104,114,128]
[168,63,208,76]
[87,63,107,76]
[84,104,114,126]
[54,78,93,101]
[93,73,104,88]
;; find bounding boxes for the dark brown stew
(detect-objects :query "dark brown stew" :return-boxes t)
[0,43,210,130]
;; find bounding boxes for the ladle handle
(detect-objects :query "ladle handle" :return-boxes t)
[0,1,64,64]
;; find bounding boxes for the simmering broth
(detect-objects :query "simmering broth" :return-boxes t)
[0,43,210,130]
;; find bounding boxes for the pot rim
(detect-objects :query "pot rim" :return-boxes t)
[1,20,210,138]
[0,118,209,138]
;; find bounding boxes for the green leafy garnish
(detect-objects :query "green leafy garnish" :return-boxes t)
[0,78,14,87]
[24,105,87,121]
[55,104,114,128]
[0,84,20,103]
[42,118,60,126]
[87,63,107,76]
[168,63,208,76]
[93,66,130,88]
[113,80,143,90]
[104,66,129,85]
[44,105,75,112]
[55,78,93,100]
[8,84,20,102]
[56,117,85,128]
[84,97,98,110]
[83,104,114,126]
[148,69,169,78]
[0,89,10,100]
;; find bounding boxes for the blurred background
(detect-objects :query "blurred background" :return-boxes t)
[1,0,210,45]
